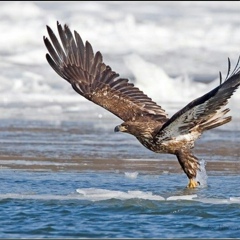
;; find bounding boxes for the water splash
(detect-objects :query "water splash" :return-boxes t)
[195,160,208,187]
[124,171,139,179]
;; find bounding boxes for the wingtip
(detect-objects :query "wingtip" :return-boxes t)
[46,25,53,36]
[45,21,62,30]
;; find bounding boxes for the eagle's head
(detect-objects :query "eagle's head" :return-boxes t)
[114,123,129,133]
[114,121,157,139]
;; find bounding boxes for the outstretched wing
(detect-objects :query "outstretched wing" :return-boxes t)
[155,57,240,143]
[43,22,168,123]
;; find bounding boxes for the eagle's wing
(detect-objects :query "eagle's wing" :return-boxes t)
[155,58,240,143]
[43,22,168,123]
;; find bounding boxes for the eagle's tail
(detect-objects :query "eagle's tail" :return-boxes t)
[199,108,232,131]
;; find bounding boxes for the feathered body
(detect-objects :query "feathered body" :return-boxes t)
[44,22,240,188]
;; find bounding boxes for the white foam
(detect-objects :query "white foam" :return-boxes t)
[229,197,240,203]
[0,1,239,123]
[125,54,240,106]
[166,194,198,201]
[76,188,165,201]
[124,171,139,179]
[125,54,205,104]
[0,190,240,204]
[76,188,240,204]
[193,198,232,204]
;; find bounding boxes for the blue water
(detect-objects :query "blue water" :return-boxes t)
[1,169,240,238]
[0,115,240,238]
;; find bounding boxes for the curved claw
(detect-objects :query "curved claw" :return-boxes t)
[187,179,199,188]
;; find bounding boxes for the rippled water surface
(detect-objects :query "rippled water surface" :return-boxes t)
[1,169,240,238]
[0,117,240,238]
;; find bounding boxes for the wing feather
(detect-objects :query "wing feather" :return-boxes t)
[44,22,168,122]
[46,26,67,64]
[155,58,240,143]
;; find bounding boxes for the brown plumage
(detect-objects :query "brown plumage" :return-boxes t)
[44,22,240,188]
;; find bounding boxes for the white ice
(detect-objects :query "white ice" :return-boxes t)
[0,189,239,204]
[0,2,240,123]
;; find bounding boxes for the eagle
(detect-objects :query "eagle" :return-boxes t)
[43,22,240,188]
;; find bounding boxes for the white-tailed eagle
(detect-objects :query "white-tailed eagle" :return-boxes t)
[44,22,240,188]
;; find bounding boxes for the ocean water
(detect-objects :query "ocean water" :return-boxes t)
[0,1,240,238]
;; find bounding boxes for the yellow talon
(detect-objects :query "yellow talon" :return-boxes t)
[187,179,199,188]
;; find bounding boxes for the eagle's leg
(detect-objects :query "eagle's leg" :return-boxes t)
[187,179,199,188]
[176,149,200,188]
